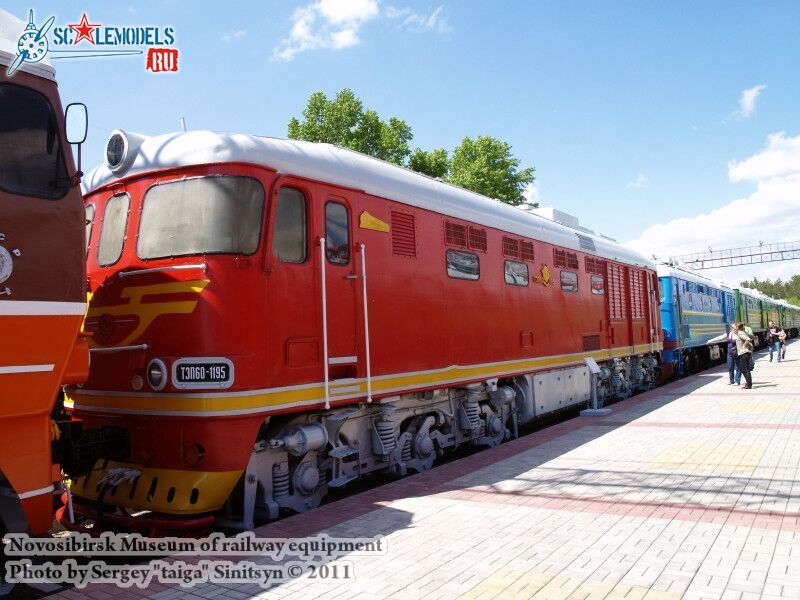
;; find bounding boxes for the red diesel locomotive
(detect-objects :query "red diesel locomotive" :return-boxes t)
[65,130,662,531]
[0,9,90,537]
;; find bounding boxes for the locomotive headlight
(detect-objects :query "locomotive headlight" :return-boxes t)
[146,358,168,391]
[106,131,127,170]
[105,129,146,175]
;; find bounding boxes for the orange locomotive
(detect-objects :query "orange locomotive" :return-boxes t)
[64,128,663,533]
[0,10,89,535]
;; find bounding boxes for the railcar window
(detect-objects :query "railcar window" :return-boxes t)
[591,275,605,295]
[97,194,129,266]
[273,187,307,263]
[138,176,264,259]
[0,84,69,199]
[446,249,479,280]
[85,204,95,251]
[504,260,528,286]
[325,202,350,265]
[561,270,578,293]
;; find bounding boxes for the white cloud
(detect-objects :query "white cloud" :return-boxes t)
[627,173,648,189]
[221,29,248,43]
[728,132,800,182]
[626,132,800,283]
[386,5,451,33]
[272,0,379,61]
[272,2,451,61]
[732,84,766,119]
[318,0,379,24]
[128,6,137,15]
[523,181,539,205]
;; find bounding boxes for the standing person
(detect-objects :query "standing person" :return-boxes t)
[779,325,787,360]
[767,321,781,362]
[726,326,741,385]
[734,323,754,389]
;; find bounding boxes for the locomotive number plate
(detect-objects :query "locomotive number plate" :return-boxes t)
[172,357,234,390]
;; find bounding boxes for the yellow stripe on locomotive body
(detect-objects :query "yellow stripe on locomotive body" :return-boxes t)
[67,343,663,418]
[680,310,725,318]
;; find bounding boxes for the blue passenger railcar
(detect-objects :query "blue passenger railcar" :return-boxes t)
[658,265,731,377]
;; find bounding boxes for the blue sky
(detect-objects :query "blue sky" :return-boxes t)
[7,1,800,282]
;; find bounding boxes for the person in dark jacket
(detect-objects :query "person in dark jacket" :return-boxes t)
[726,327,741,385]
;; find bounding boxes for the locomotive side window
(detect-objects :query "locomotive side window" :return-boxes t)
[504,260,528,286]
[273,187,307,263]
[0,83,69,200]
[591,274,605,295]
[560,270,578,292]
[138,176,264,259]
[97,193,130,267]
[446,249,479,280]
[325,202,350,265]
[85,204,95,251]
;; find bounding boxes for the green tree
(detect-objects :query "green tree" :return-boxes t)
[408,148,450,179]
[287,89,412,165]
[740,274,800,302]
[288,90,537,205]
[448,136,536,205]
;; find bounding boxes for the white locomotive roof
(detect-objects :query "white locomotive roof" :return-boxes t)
[657,265,793,308]
[742,287,776,302]
[656,264,724,289]
[83,130,655,269]
[0,9,56,81]
[776,298,799,309]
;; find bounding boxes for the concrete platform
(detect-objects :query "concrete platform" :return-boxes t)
[50,349,800,600]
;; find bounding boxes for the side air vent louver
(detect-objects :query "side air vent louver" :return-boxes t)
[391,212,416,257]
[583,335,601,351]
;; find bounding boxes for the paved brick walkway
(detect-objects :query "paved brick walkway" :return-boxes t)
[50,348,800,600]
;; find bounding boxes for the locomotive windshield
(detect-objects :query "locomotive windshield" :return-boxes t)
[137,175,264,259]
[0,83,69,199]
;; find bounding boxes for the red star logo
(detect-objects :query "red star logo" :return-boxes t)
[68,13,101,45]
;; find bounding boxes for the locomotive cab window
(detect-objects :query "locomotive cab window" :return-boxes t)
[273,187,307,263]
[504,260,529,286]
[138,176,264,259]
[0,84,69,200]
[85,203,95,251]
[325,202,350,265]
[97,193,130,267]
[446,249,479,280]
[560,270,578,293]
[591,274,605,295]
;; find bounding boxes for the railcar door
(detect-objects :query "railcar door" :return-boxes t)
[646,271,660,348]
[264,179,319,386]
[317,191,359,384]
